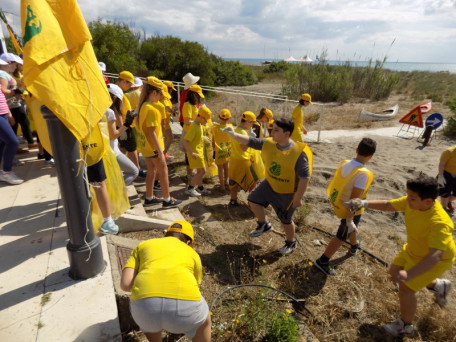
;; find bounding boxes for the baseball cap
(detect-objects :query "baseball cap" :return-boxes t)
[98,62,106,72]
[242,111,256,122]
[263,108,273,120]
[167,220,195,242]
[188,84,204,98]
[198,106,212,120]
[133,77,143,88]
[0,59,7,66]
[119,71,134,84]
[163,80,176,91]
[219,109,231,120]
[144,76,164,90]
[183,73,200,89]
[161,83,172,99]
[107,84,124,100]
[300,93,312,103]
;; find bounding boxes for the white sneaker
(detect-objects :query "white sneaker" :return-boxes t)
[185,187,201,197]
[0,171,24,185]
[45,159,55,166]
[383,319,417,337]
[196,187,211,195]
[430,278,452,306]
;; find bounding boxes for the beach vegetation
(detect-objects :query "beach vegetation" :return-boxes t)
[443,96,456,137]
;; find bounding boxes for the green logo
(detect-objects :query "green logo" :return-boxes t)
[23,5,42,45]
[269,162,281,176]
[329,189,338,204]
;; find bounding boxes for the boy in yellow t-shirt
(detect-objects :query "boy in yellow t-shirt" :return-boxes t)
[346,175,455,338]
[437,145,456,213]
[121,220,211,341]
[290,93,312,142]
[212,108,233,191]
[314,138,376,276]
[183,107,212,197]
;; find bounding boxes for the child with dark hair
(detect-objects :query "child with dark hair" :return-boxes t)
[224,117,312,255]
[314,137,376,275]
[290,93,312,142]
[345,174,455,338]
[121,220,211,342]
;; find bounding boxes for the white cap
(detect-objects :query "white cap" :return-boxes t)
[182,72,200,90]
[0,52,20,64]
[0,59,7,66]
[133,77,143,87]
[107,84,124,101]
[98,61,106,72]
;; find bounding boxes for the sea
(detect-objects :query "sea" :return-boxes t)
[223,57,456,74]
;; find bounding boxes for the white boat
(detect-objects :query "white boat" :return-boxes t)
[359,104,399,121]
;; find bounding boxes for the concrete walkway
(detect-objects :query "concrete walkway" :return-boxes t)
[0,154,121,342]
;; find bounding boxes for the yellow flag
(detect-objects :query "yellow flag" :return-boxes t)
[20,0,111,142]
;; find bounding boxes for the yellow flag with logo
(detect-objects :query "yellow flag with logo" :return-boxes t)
[20,0,111,142]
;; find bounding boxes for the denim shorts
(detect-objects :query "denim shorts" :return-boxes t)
[130,296,209,338]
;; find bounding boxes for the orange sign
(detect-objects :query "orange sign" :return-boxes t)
[399,106,423,128]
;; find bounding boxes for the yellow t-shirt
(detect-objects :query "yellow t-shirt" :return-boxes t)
[440,146,456,174]
[230,126,250,160]
[290,104,304,142]
[150,101,165,151]
[125,88,141,112]
[161,98,173,129]
[136,102,162,157]
[124,237,203,301]
[390,196,456,261]
[182,102,198,132]
[121,94,132,117]
[184,122,205,159]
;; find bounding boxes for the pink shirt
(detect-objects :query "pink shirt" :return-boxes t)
[0,84,9,115]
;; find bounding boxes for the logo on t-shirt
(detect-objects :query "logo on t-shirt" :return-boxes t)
[329,188,338,204]
[269,162,281,176]
[24,5,42,45]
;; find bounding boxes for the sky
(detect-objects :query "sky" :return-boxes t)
[1,0,456,63]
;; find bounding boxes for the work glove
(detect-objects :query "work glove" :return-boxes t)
[248,129,257,138]
[437,174,446,188]
[347,220,358,235]
[221,126,235,137]
[14,88,24,95]
[123,110,138,128]
[343,198,368,213]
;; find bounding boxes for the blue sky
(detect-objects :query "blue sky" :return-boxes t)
[2,0,456,63]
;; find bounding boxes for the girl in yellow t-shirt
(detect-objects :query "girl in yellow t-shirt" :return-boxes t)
[136,76,182,208]
[212,109,233,191]
[290,93,312,142]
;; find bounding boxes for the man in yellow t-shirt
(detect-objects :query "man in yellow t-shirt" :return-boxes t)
[183,107,212,197]
[346,175,455,338]
[121,220,211,341]
[290,93,312,142]
[437,146,456,213]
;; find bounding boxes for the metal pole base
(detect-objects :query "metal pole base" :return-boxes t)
[67,237,106,280]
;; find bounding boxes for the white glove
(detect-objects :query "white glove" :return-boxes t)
[437,175,446,188]
[221,126,235,137]
[203,136,211,143]
[343,198,368,213]
[347,220,358,235]
[248,129,256,138]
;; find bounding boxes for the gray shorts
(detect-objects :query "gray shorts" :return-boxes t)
[130,296,209,338]
[248,180,296,224]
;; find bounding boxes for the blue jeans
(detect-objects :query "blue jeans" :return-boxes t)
[0,114,19,172]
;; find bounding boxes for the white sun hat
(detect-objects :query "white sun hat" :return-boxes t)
[183,72,200,90]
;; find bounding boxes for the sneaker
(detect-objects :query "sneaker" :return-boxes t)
[229,199,241,206]
[99,220,119,235]
[45,158,55,166]
[249,221,272,237]
[185,187,201,197]
[314,259,336,276]
[0,171,24,185]
[383,319,417,337]
[144,196,163,206]
[37,153,45,160]
[138,170,147,178]
[348,243,360,256]
[196,187,211,195]
[278,240,296,256]
[429,278,452,306]
[154,180,161,190]
[162,197,183,208]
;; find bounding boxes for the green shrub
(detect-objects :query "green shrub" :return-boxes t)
[264,311,300,342]
[444,96,456,137]
[263,61,289,73]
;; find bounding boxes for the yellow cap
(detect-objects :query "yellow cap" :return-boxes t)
[119,71,134,84]
[144,76,164,90]
[263,108,273,120]
[300,93,312,103]
[161,83,172,99]
[188,84,205,98]
[198,106,212,120]
[242,111,256,121]
[163,80,176,91]
[167,220,194,242]
[267,120,274,130]
[219,108,231,120]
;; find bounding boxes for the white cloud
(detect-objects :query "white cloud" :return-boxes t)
[1,0,456,62]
